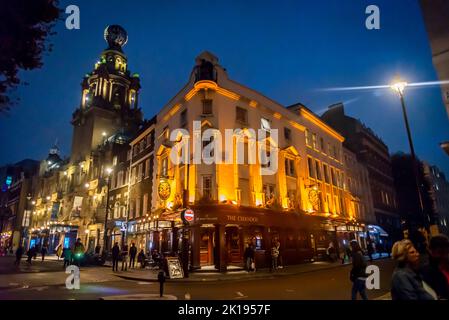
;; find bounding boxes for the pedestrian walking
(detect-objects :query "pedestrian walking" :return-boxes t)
[367,241,374,262]
[121,244,129,271]
[341,244,351,264]
[138,249,146,268]
[94,244,101,255]
[326,242,337,262]
[270,243,279,272]
[15,245,23,266]
[26,246,35,265]
[350,240,368,300]
[33,244,39,260]
[56,244,63,261]
[276,240,283,269]
[63,247,72,269]
[129,243,137,269]
[420,235,449,300]
[41,244,48,261]
[243,243,252,272]
[73,238,85,266]
[391,239,436,300]
[112,242,120,272]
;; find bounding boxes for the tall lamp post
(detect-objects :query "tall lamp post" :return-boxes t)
[102,167,113,257]
[390,78,428,233]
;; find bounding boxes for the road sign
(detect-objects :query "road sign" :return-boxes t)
[181,208,194,224]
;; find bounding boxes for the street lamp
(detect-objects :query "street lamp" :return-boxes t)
[102,167,113,257]
[390,77,427,230]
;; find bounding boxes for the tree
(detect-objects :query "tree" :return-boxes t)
[0,0,60,113]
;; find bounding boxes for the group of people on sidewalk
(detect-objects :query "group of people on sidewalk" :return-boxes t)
[111,242,146,272]
[350,234,449,301]
[13,243,48,266]
[243,240,283,273]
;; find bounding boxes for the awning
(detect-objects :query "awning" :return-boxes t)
[367,225,389,237]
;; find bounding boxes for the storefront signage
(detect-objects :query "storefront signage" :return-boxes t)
[166,257,184,279]
[158,180,171,200]
[226,215,258,223]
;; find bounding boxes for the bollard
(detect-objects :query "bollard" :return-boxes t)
[158,271,166,297]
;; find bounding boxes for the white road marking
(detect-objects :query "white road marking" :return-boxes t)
[9,283,19,286]
[137,282,152,285]
[35,286,49,291]
[234,291,248,299]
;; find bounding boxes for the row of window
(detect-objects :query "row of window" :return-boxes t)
[305,129,339,160]
[130,158,151,184]
[307,157,343,188]
[132,133,153,157]
[129,193,149,219]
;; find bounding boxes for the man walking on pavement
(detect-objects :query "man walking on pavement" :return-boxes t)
[41,244,48,261]
[129,242,137,269]
[15,245,23,266]
[350,240,368,300]
[112,242,120,272]
[121,243,129,271]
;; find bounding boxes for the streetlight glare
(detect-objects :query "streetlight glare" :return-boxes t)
[390,78,408,96]
[85,183,90,188]
[106,167,113,175]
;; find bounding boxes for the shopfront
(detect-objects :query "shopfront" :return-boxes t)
[188,205,335,271]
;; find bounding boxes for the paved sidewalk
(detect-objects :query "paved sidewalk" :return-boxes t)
[113,253,391,283]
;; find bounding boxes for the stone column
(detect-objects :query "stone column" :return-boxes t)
[190,225,201,270]
[215,224,227,272]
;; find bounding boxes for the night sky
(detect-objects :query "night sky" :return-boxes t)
[1,0,449,175]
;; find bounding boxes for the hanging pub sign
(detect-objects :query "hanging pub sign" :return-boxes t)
[181,208,194,225]
[158,179,171,200]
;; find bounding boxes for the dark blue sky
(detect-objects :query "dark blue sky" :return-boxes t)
[1,0,449,175]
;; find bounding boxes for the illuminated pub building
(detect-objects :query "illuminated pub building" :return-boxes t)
[147,51,372,271]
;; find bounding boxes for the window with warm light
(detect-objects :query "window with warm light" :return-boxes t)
[236,106,248,124]
[307,157,315,179]
[202,99,213,115]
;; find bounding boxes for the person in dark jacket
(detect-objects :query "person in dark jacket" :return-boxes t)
[391,239,435,300]
[41,244,48,261]
[63,247,72,268]
[138,250,146,268]
[111,242,120,272]
[26,246,35,265]
[129,243,137,269]
[15,245,23,266]
[420,235,449,300]
[121,244,129,271]
[243,243,255,272]
[350,240,368,300]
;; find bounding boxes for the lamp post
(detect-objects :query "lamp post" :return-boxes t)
[102,167,113,257]
[390,78,427,232]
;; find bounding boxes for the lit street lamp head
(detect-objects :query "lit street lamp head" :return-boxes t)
[390,77,408,96]
[85,183,90,188]
[106,167,113,175]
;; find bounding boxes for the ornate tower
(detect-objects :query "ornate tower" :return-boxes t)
[70,25,143,163]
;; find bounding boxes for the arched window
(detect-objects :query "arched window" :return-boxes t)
[113,202,120,219]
